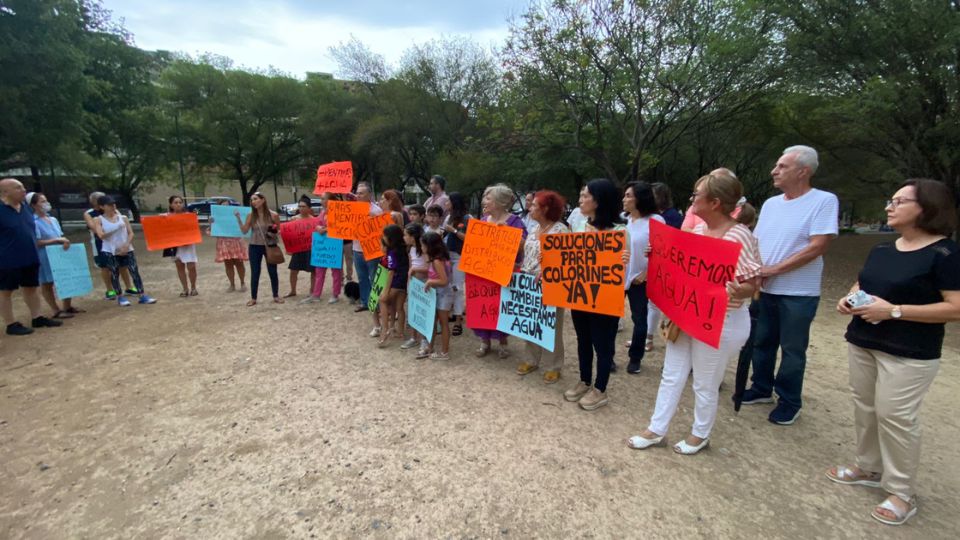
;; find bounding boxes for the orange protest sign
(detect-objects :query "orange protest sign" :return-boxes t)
[458,219,523,286]
[314,161,353,194]
[141,213,202,251]
[326,201,370,239]
[540,231,626,317]
[279,217,320,254]
[358,214,394,261]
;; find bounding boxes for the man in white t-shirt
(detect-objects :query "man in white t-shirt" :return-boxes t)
[352,181,383,312]
[742,145,839,426]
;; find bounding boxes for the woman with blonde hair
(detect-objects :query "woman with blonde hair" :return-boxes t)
[472,183,527,358]
[628,172,761,454]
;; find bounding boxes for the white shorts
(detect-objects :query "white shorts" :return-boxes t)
[175,244,198,264]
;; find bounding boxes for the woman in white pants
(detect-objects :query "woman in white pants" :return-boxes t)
[627,171,761,455]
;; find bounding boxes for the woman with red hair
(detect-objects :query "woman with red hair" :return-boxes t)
[379,189,407,228]
[516,190,570,383]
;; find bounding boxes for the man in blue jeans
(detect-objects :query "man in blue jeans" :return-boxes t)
[742,146,839,425]
[351,181,382,313]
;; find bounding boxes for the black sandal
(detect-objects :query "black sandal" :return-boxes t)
[64,307,85,314]
[52,310,75,319]
[452,323,463,336]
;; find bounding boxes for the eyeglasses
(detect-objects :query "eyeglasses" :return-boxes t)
[886,198,917,208]
[689,191,706,202]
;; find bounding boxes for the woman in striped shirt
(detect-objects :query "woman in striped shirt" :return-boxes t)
[628,172,762,455]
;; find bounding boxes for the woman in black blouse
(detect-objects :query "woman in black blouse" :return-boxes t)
[827,179,960,526]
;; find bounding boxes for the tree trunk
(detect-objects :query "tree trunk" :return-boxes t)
[29,165,42,192]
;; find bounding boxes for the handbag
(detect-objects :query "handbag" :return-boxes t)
[660,319,682,343]
[162,247,177,258]
[266,244,285,265]
[257,220,285,265]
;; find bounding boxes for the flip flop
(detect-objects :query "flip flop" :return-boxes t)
[52,310,75,319]
[64,307,85,314]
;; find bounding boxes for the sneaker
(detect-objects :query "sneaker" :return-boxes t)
[564,381,591,402]
[125,287,140,295]
[105,290,118,300]
[769,403,801,425]
[369,327,381,338]
[354,305,368,313]
[327,297,340,304]
[415,346,431,359]
[400,337,419,350]
[627,360,642,374]
[740,388,775,405]
[610,361,618,373]
[516,362,537,375]
[299,296,319,305]
[138,295,157,305]
[579,388,609,411]
[118,297,132,307]
[31,316,63,328]
[6,322,34,336]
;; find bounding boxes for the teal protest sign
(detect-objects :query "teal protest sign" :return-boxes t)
[496,272,557,351]
[210,205,251,238]
[368,264,389,311]
[46,243,93,299]
[407,277,437,344]
[310,232,343,269]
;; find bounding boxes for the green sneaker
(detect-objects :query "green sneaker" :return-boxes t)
[105,290,118,300]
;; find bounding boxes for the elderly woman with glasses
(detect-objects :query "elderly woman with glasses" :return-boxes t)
[827,179,960,526]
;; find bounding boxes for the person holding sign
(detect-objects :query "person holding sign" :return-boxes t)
[285,195,316,298]
[628,172,761,454]
[471,184,527,358]
[515,190,570,383]
[235,192,282,306]
[442,193,472,336]
[93,196,157,307]
[421,232,453,359]
[301,192,344,304]
[83,191,133,299]
[379,190,407,228]
[562,179,626,410]
[375,225,410,347]
[351,182,383,313]
[208,199,247,292]
[167,196,200,297]
[30,193,80,318]
[829,179,960,526]
[622,182,665,374]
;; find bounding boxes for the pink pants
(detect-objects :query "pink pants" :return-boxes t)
[313,268,343,298]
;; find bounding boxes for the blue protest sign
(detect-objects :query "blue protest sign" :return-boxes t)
[407,277,437,344]
[46,243,93,299]
[310,232,343,268]
[496,272,557,351]
[211,205,251,238]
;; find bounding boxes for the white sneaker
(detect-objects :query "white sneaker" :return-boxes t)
[327,297,340,304]
[400,337,419,349]
[369,327,381,337]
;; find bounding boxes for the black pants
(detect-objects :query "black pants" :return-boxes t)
[626,283,649,362]
[571,309,619,392]
[249,244,279,300]
[103,252,144,293]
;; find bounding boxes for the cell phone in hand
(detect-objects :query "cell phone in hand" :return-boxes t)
[846,290,875,308]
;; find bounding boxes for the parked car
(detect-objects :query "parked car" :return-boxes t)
[281,198,323,219]
[186,196,240,216]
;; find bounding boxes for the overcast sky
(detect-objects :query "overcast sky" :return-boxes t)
[107,0,530,77]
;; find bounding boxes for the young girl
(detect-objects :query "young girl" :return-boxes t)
[401,223,427,351]
[442,193,471,336]
[422,232,452,360]
[376,224,409,348]
[167,195,200,296]
[207,199,247,292]
[93,195,157,307]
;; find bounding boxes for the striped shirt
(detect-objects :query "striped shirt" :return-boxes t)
[754,189,839,296]
[693,222,763,282]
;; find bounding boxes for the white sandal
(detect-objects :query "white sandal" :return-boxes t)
[825,466,882,488]
[626,434,664,449]
[871,496,917,526]
[673,438,709,455]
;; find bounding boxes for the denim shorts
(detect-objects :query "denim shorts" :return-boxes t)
[435,284,453,311]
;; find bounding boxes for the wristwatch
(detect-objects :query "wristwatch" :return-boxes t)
[891,305,902,319]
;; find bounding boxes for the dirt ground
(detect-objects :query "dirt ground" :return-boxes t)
[1,232,957,539]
